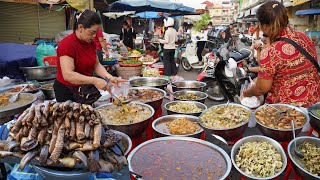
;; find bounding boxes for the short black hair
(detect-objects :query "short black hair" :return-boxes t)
[73,10,101,32]
[123,21,129,27]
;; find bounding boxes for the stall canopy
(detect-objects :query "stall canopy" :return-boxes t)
[295,9,320,15]
[108,0,195,13]
[103,11,135,19]
[134,11,170,18]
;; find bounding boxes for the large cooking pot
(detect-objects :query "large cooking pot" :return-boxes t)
[231,135,287,180]
[288,136,320,180]
[20,66,57,81]
[129,87,166,111]
[95,102,155,137]
[164,100,207,117]
[199,103,251,141]
[173,90,208,103]
[40,83,55,100]
[129,77,169,90]
[254,104,309,142]
[172,81,206,92]
[308,102,320,133]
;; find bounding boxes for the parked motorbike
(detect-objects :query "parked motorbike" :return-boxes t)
[239,33,252,46]
[214,42,256,102]
[181,38,217,71]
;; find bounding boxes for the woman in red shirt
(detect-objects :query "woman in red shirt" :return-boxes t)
[54,10,124,102]
[243,1,320,108]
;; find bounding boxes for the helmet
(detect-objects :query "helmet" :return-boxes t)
[164,17,174,27]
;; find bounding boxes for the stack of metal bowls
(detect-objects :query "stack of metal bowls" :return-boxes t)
[165,101,207,117]
[198,103,251,141]
[129,77,170,90]
[95,102,155,137]
[20,66,57,81]
[308,102,320,134]
[152,114,203,138]
[172,81,206,92]
[173,90,208,103]
[231,135,287,179]
[254,104,309,142]
[288,136,320,180]
[129,87,166,110]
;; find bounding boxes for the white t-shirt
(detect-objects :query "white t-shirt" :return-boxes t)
[159,27,178,49]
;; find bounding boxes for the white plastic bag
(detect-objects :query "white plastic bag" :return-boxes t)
[111,82,130,99]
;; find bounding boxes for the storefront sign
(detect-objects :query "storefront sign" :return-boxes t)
[293,0,310,6]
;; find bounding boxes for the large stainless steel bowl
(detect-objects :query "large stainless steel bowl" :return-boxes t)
[152,114,203,138]
[308,102,320,134]
[288,136,320,180]
[40,83,55,100]
[20,66,57,81]
[199,103,251,141]
[128,137,232,180]
[173,90,208,103]
[0,93,37,119]
[231,135,287,180]
[172,81,206,92]
[129,87,166,110]
[95,102,155,137]
[111,130,132,156]
[129,77,169,90]
[165,100,207,117]
[254,104,309,142]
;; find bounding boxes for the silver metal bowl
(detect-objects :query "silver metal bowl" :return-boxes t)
[129,86,166,111]
[111,130,132,156]
[20,66,57,81]
[152,114,203,138]
[254,104,309,142]
[33,165,91,180]
[128,136,232,180]
[231,135,287,180]
[0,93,37,119]
[308,102,320,134]
[2,83,41,94]
[172,81,206,92]
[288,136,320,180]
[173,90,208,103]
[95,102,155,138]
[199,103,251,140]
[164,100,207,117]
[40,83,55,100]
[129,77,169,90]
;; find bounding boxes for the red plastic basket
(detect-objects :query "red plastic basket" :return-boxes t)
[43,56,57,66]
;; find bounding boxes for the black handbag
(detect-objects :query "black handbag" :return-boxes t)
[68,84,101,105]
[275,37,320,73]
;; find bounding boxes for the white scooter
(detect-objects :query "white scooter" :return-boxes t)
[181,38,216,71]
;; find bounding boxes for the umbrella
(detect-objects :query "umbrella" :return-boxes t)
[134,11,170,18]
[103,11,135,19]
[109,0,195,13]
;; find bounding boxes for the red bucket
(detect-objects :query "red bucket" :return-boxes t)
[43,56,57,66]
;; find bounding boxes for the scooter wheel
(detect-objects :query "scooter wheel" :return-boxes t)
[181,58,192,71]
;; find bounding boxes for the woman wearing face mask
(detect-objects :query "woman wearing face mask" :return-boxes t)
[54,10,125,103]
[243,1,320,108]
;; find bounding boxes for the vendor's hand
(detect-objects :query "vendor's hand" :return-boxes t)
[94,78,111,93]
[109,77,128,87]
[242,89,250,98]
[253,42,262,49]
[105,52,109,58]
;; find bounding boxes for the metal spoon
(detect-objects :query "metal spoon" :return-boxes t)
[9,86,27,103]
[291,120,304,158]
[225,100,230,107]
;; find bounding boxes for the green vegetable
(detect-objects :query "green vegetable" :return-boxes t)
[122,59,141,64]
[194,13,211,32]
[103,58,115,61]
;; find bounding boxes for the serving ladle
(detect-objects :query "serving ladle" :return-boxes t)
[291,120,304,158]
[9,86,27,103]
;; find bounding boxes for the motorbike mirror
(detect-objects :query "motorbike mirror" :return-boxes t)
[239,34,244,39]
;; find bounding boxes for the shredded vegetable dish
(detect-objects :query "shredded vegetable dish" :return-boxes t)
[200,105,250,129]
[255,105,306,129]
[298,142,320,176]
[97,104,152,125]
[168,102,203,113]
[176,93,201,100]
[235,141,283,178]
[167,117,200,135]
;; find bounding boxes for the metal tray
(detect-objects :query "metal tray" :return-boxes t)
[0,93,36,119]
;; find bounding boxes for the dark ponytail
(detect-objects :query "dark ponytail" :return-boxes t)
[73,10,101,32]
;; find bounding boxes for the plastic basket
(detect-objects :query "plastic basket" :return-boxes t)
[43,56,57,66]
[116,66,142,79]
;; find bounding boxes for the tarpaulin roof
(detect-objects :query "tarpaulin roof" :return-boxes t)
[295,9,320,15]
[103,11,135,19]
[109,0,195,13]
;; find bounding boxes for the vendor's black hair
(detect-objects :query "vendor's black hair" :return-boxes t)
[123,21,129,27]
[73,10,101,32]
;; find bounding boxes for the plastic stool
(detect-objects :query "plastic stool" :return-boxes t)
[43,56,57,66]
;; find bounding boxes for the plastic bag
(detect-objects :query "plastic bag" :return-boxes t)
[111,82,130,99]
[36,43,56,66]
[119,45,128,57]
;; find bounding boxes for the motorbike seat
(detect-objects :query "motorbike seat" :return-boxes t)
[229,49,251,62]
